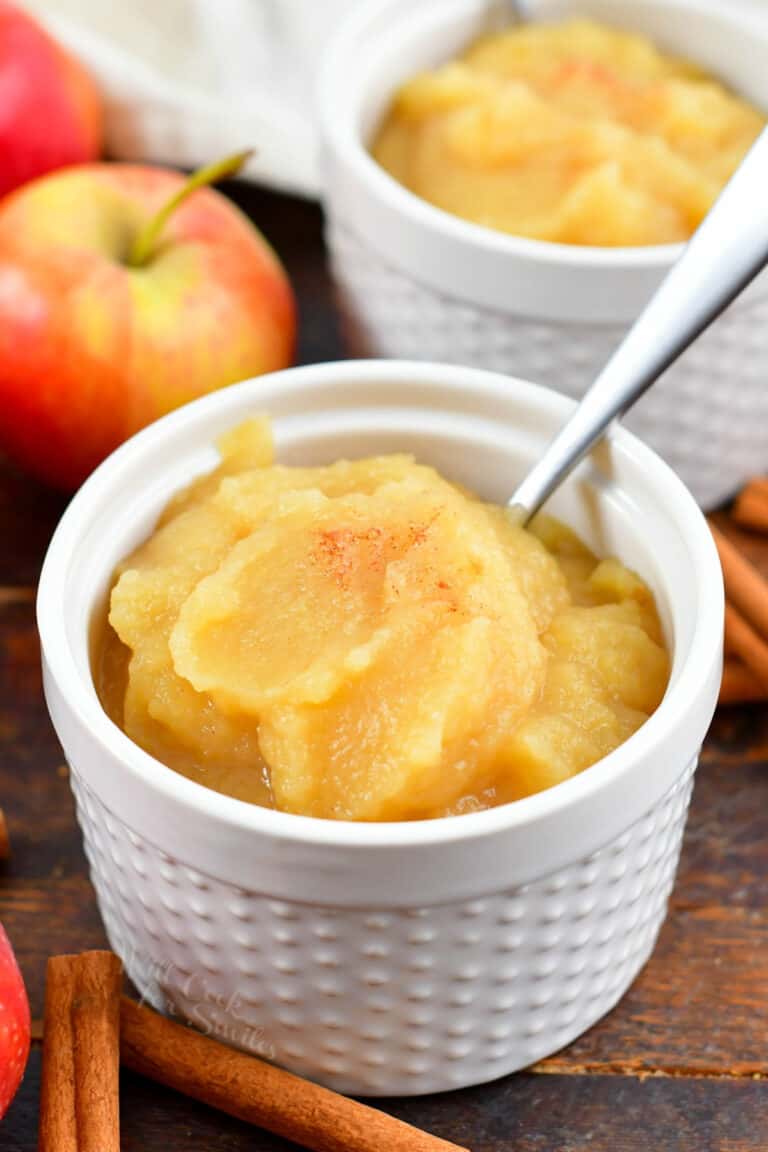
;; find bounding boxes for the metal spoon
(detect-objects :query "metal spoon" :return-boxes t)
[509,127,768,521]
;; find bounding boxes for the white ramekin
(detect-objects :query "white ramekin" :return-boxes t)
[319,0,768,509]
[38,361,723,1096]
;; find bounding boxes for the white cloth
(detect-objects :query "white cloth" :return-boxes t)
[28,0,359,197]
[27,0,768,199]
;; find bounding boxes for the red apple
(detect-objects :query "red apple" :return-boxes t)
[0,1,102,198]
[0,922,29,1120]
[0,159,296,489]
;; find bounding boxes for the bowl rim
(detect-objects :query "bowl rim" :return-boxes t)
[37,360,723,851]
[319,0,766,271]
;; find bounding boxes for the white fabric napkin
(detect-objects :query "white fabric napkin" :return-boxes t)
[27,0,359,197]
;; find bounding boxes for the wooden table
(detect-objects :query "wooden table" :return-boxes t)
[2,183,767,1151]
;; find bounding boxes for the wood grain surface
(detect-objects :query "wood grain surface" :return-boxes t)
[1,182,766,1150]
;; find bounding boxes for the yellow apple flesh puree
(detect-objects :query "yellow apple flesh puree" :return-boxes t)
[96,417,669,821]
[371,19,764,246]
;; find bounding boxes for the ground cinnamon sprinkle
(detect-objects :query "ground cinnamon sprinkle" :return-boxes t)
[313,525,388,588]
[311,513,439,591]
[405,515,436,547]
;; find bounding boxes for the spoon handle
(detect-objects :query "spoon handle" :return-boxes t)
[510,127,768,519]
[484,0,530,31]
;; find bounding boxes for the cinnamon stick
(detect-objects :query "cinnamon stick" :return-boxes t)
[732,478,768,534]
[710,522,768,644]
[121,997,469,1152]
[0,807,9,860]
[719,658,768,704]
[39,952,122,1152]
[724,602,768,688]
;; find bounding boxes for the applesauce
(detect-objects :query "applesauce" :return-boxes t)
[95,417,669,821]
[371,19,764,246]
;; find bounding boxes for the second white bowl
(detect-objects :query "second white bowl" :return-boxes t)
[319,0,768,508]
[38,361,722,1095]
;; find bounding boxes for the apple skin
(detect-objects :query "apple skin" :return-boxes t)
[0,922,30,1121]
[0,1,102,198]
[0,164,297,489]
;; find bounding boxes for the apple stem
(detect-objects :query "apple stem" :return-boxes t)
[127,149,253,268]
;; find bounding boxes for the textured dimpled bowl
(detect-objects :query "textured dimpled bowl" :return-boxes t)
[319,0,768,509]
[38,361,723,1096]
